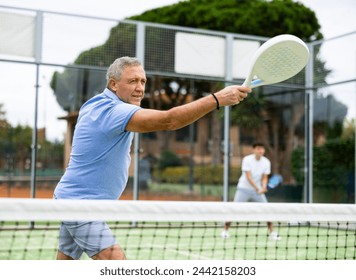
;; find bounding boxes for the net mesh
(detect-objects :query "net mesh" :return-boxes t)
[0,198,355,260]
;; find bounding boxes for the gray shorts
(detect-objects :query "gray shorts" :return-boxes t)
[58,221,117,259]
[233,188,268,203]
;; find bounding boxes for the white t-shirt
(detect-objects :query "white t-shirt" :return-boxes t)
[237,154,271,190]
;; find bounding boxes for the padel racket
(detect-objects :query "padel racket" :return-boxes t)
[242,34,309,88]
[267,174,283,190]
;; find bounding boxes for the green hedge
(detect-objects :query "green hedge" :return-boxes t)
[291,138,355,202]
[153,165,241,185]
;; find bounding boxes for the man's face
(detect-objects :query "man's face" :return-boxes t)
[253,145,265,159]
[110,65,147,106]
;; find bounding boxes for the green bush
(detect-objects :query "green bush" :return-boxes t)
[157,150,183,170]
[291,137,355,202]
[153,165,241,185]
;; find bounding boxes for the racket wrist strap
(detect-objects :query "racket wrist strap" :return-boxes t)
[211,93,220,110]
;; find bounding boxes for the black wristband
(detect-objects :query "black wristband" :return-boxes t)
[211,93,220,110]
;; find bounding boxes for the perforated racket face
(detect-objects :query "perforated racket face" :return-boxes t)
[243,35,310,88]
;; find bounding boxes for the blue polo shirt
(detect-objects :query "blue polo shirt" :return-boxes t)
[54,88,141,200]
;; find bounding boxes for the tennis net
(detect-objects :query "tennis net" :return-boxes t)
[0,198,355,260]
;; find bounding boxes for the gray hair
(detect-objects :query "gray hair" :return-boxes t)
[106,56,142,86]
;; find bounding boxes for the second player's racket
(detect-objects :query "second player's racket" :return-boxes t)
[267,174,283,190]
[242,34,309,88]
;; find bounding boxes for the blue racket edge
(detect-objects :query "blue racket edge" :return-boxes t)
[250,79,264,88]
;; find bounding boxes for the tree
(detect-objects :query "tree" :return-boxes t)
[50,0,331,182]
[51,0,323,111]
[128,0,327,181]
[0,104,64,175]
[130,0,321,41]
[0,104,11,171]
[0,105,32,175]
[292,137,354,202]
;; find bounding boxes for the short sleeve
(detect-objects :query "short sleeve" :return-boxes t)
[101,103,141,136]
[264,158,271,175]
[241,156,251,172]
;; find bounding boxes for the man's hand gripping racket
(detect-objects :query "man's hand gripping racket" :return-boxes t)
[242,34,310,89]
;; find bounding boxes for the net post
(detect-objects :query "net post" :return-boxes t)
[132,22,145,203]
[223,34,234,202]
[304,42,314,203]
[30,11,43,209]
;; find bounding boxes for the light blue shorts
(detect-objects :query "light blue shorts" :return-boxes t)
[233,188,268,203]
[58,221,117,259]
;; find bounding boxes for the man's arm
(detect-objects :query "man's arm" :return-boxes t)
[245,171,259,192]
[126,85,250,133]
[259,173,269,194]
[246,171,268,194]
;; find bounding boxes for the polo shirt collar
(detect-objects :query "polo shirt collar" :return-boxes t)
[103,88,120,101]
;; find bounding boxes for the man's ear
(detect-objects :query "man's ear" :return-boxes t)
[108,79,117,92]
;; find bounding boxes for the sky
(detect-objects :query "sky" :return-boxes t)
[0,0,356,141]
[0,0,354,38]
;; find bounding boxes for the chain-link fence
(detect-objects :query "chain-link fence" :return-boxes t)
[0,5,355,203]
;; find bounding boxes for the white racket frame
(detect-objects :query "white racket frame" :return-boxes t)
[242,34,310,88]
